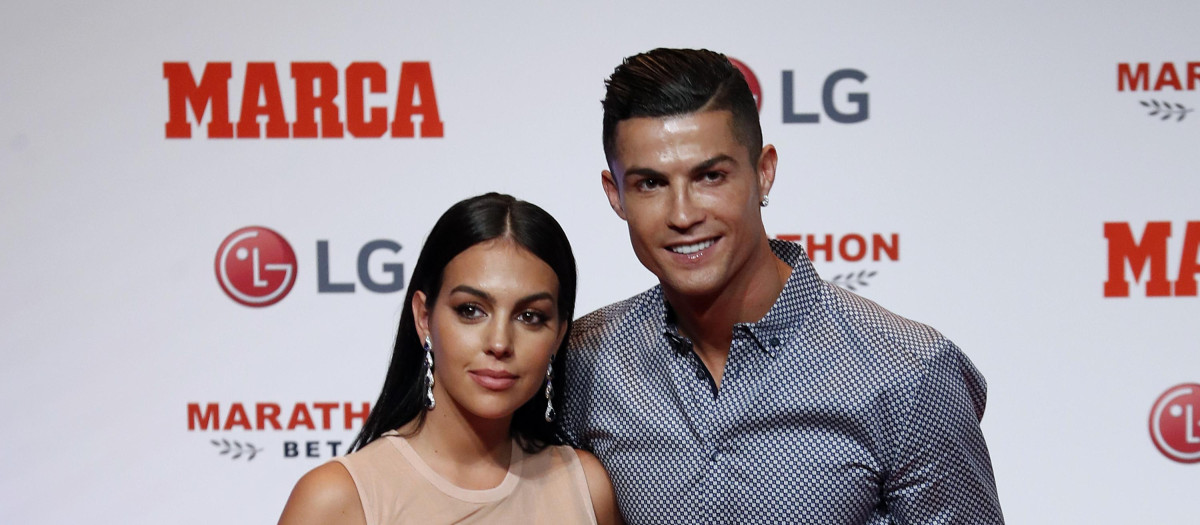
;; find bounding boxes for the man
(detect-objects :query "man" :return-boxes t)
[559,48,1004,524]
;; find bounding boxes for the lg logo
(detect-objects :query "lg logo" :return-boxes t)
[215,227,297,307]
[215,226,404,307]
[1149,383,1200,464]
[726,57,869,124]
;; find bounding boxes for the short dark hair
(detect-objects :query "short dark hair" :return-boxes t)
[601,48,763,166]
[350,192,577,454]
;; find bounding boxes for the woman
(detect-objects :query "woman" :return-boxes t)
[279,193,620,524]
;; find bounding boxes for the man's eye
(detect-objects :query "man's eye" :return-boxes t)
[701,171,724,182]
[637,178,663,190]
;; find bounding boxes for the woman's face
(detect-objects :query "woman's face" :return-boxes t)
[414,239,565,423]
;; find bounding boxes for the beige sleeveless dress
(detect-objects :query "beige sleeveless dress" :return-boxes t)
[333,431,597,524]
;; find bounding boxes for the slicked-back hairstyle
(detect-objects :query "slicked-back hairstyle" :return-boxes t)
[349,192,577,455]
[602,48,763,167]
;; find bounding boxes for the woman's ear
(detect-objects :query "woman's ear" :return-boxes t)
[412,290,430,342]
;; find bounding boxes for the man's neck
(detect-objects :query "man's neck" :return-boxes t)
[664,239,792,386]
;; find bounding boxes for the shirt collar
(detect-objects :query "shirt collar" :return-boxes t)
[654,239,821,356]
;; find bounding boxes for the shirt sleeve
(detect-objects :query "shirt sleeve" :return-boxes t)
[883,340,1005,524]
[557,347,587,449]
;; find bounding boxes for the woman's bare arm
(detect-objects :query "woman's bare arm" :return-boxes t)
[277,462,365,525]
[575,449,623,525]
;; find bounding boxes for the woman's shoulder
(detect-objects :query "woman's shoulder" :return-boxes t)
[277,461,365,525]
[523,446,621,525]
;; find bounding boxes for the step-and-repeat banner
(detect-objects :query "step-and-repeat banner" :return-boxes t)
[2,1,1197,523]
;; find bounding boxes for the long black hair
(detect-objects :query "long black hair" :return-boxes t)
[349,192,577,454]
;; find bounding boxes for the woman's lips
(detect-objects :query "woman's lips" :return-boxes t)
[469,369,518,390]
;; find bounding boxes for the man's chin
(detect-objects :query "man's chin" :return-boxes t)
[657,273,725,301]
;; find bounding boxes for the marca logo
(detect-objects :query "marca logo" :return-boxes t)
[1149,383,1200,464]
[189,401,371,460]
[775,233,898,290]
[215,227,405,307]
[1103,222,1200,297]
[1117,62,1197,122]
[163,61,443,138]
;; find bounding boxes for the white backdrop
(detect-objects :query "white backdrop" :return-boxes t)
[2,1,1198,523]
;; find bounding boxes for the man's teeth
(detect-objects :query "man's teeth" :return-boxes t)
[670,240,714,255]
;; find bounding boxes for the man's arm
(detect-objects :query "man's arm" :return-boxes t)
[557,344,590,449]
[883,341,1004,524]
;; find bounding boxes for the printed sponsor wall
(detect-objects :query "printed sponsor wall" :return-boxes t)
[1,1,1197,523]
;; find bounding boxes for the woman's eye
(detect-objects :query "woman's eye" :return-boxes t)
[517,311,548,325]
[456,304,485,319]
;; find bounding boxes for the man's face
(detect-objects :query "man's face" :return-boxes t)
[602,110,777,299]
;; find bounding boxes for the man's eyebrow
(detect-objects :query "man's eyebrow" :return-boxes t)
[692,154,738,173]
[622,154,739,180]
[623,166,666,180]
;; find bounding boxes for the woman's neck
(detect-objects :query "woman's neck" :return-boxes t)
[401,403,514,490]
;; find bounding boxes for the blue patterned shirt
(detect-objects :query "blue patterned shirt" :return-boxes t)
[560,240,1003,524]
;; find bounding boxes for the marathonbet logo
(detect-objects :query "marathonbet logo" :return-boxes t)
[1117,61,1198,122]
[775,232,899,291]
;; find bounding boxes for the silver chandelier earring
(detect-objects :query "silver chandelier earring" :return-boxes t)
[543,357,555,422]
[760,195,770,207]
[423,336,436,410]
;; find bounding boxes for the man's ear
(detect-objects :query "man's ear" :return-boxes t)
[412,290,430,342]
[601,170,627,221]
[757,144,779,199]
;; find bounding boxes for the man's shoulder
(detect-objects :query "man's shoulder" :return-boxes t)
[569,286,661,353]
[816,284,989,417]
[816,283,959,365]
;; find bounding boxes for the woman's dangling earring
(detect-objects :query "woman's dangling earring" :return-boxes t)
[424,336,436,410]
[543,356,555,422]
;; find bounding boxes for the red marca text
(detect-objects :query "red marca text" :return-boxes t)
[163,62,443,139]
[1118,62,1200,91]
[187,402,371,431]
[1104,222,1200,297]
[775,233,899,262]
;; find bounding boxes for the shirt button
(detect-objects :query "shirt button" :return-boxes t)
[709,449,723,462]
[695,369,706,380]
[768,336,781,347]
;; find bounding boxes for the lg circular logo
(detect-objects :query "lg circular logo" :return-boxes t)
[215,226,298,307]
[1149,383,1200,463]
[727,57,762,112]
